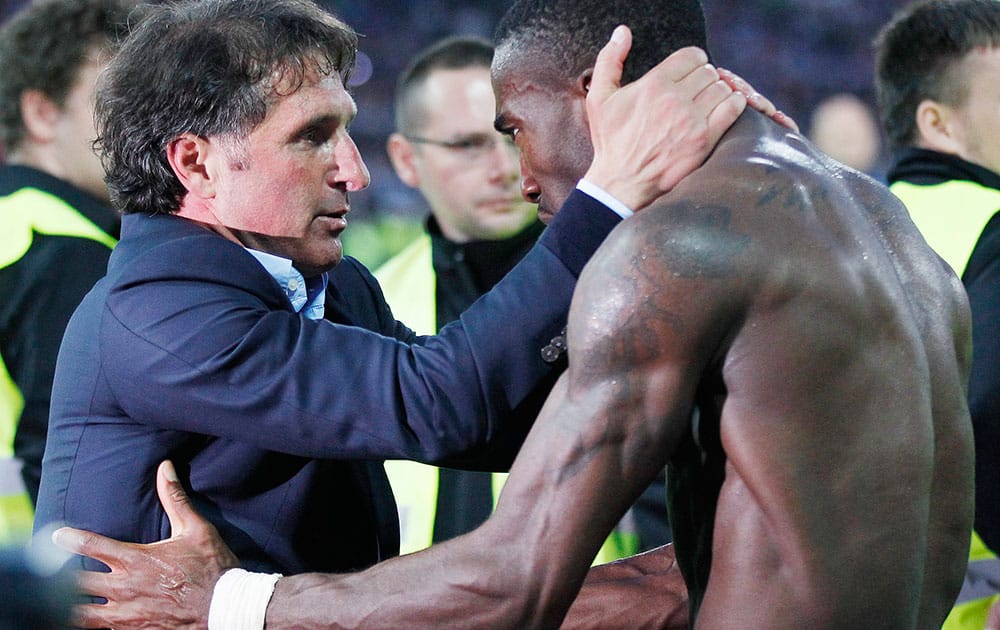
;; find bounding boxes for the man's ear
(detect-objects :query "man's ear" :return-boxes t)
[915,99,965,155]
[166,133,216,199]
[579,68,594,95]
[387,132,421,188]
[19,90,61,144]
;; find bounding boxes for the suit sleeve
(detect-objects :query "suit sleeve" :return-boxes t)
[99,191,619,463]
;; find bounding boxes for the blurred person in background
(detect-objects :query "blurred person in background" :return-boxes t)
[0,0,133,546]
[377,35,671,561]
[807,92,884,176]
[876,1,1000,627]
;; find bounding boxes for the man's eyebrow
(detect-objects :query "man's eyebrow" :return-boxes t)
[292,112,351,135]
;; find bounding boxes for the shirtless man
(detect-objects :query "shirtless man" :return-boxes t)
[55,0,973,627]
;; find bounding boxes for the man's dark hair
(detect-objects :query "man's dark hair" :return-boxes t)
[96,0,357,216]
[494,0,708,86]
[0,0,136,153]
[875,0,1000,151]
[394,36,495,134]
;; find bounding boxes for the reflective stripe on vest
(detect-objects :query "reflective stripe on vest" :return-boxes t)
[954,557,1000,605]
[943,532,1000,629]
[0,186,118,545]
[889,179,1000,276]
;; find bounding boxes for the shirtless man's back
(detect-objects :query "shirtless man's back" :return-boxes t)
[470,107,974,627]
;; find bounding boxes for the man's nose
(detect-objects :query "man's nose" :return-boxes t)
[519,153,541,203]
[335,134,370,192]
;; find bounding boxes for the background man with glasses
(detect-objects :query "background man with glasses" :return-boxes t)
[376,35,671,561]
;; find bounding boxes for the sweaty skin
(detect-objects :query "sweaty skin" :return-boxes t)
[260,112,973,629]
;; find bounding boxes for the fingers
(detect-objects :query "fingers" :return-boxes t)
[70,603,116,629]
[655,46,710,83]
[588,25,631,106]
[677,62,746,150]
[670,55,745,136]
[769,110,800,133]
[75,567,119,598]
[52,526,130,570]
[705,92,749,146]
[717,67,799,132]
[157,459,196,538]
[715,67,757,104]
[673,62,723,101]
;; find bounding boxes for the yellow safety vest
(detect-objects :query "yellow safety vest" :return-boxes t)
[891,179,1000,628]
[0,187,117,546]
[375,235,637,562]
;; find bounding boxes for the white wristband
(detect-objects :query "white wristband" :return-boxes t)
[208,568,282,630]
[576,178,634,218]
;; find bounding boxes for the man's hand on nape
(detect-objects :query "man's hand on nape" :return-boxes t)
[716,67,799,132]
[51,460,238,629]
[584,25,796,212]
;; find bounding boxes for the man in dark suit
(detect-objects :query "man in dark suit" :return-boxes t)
[35,0,748,582]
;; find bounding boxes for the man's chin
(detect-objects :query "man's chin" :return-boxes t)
[297,248,343,278]
[536,206,554,224]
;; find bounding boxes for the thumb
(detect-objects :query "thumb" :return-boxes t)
[588,25,631,106]
[157,459,199,538]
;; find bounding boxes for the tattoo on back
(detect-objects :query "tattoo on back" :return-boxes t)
[647,202,750,279]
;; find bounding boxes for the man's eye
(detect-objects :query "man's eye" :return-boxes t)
[302,128,327,145]
[454,136,492,150]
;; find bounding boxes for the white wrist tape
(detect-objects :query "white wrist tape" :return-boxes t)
[208,568,282,630]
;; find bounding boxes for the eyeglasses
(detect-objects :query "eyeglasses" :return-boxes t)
[404,132,517,159]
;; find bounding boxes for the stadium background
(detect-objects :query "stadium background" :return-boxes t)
[0,0,914,266]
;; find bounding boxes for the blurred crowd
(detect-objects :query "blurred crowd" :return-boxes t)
[0,0,915,265]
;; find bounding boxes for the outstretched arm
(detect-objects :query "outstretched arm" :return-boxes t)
[56,461,690,629]
[265,200,733,628]
[54,200,731,629]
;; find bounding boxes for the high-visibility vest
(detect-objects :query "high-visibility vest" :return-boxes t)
[945,531,1000,629]
[891,178,1000,628]
[375,235,637,562]
[0,187,117,546]
[890,180,999,276]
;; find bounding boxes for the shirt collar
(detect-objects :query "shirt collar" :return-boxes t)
[244,249,327,320]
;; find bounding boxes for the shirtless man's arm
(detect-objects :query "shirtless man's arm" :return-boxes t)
[260,191,736,627]
[55,192,724,628]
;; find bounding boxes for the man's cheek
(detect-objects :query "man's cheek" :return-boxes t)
[217,192,305,237]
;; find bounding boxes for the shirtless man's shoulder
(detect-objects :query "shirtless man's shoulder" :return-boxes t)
[577,110,973,626]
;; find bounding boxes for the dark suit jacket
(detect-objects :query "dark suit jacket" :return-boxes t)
[35,190,618,574]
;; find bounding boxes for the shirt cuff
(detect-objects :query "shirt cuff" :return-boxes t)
[576,179,634,219]
[208,568,282,630]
